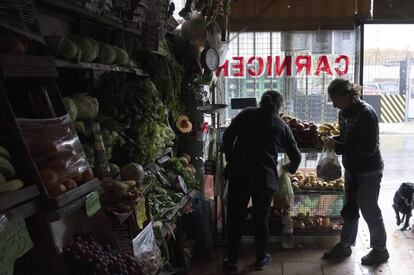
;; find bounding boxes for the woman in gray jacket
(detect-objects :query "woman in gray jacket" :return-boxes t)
[322,78,388,266]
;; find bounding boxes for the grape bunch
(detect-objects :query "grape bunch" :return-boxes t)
[64,236,142,275]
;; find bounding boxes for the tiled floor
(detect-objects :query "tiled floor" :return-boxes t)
[190,134,414,274]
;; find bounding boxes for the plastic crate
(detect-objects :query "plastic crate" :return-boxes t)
[292,193,344,217]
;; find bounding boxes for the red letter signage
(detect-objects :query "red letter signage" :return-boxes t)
[247,56,265,77]
[315,55,333,76]
[334,55,350,76]
[275,56,292,76]
[232,56,245,77]
[295,55,311,76]
[216,60,229,77]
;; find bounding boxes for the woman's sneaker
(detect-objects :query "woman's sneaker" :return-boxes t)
[322,243,352,259]
[361,249,389,266]
[255,254,272,270]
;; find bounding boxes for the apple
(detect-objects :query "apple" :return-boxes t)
[310,124,318,131]
[296,123,305,131]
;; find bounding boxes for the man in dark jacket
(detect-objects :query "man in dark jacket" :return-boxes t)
[322,78,388,266]
[222,90,301,272]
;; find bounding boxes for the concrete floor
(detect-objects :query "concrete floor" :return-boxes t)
[190,133,414,275]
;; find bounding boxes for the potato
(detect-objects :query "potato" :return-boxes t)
[80,168,95,184]
[48,184,67,197]
[39,168,58,188]
[63,179,77,190]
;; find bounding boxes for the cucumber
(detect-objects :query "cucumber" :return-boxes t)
[0,157,16,179]
[0,173,6,184]
[0,179,24,193]
[0,145,11,161]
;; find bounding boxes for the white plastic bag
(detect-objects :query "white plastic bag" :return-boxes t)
[273,171,294,210]
[317,147,342,181]
[133,222,162,275]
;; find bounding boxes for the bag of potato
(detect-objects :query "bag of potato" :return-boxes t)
[317,147,342,182]
[133,222,162,275]
[273,171,294,210]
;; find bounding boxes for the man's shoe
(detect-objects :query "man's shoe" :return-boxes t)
[255,254,272,271]
[223,258,238,273]
[361,249,389,266]
[322,243,352,259]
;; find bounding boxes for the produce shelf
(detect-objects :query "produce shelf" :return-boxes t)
[51,178,100,208]
[0,54,58,77]
[51,185,103,219]
[4,198,42,220]
[292,230,342,236]
[55,59,148,76]
[294,189,345,195]
[278,148,322,153]
[0,185,41,213]
[37,0,142,36]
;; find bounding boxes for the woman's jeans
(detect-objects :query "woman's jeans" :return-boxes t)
[340,172,387,249]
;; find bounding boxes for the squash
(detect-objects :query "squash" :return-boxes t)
[176,115,192,133]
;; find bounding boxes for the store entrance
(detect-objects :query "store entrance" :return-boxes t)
[362,23,414,232]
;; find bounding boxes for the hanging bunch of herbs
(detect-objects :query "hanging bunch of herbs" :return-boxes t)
[143,40,185,119]
[93,74,175,165]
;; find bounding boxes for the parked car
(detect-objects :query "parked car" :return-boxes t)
[363,82,399,95]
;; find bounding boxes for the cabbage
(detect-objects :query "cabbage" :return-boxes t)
[98,43,116,64]
[113,46,129,66]
[70,36,99,63]
[44,36,79,60]
[60,39,79,60]
[72,95,99,121]
[62,97,78,121]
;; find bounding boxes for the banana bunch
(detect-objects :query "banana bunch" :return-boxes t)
[318,122,340,136]
[0,145,24,193]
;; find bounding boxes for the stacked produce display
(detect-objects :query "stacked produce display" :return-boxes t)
[45,35,134,67]
[290,171,345,191]
[282,115,340,149]
[0,0,222,273]
[18,115,96,198]
[64,236,143,275]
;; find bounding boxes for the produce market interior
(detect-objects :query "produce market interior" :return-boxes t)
[1,1,414,275]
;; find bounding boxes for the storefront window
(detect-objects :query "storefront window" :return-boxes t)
[363,24,414,123]
[221,30,356,124]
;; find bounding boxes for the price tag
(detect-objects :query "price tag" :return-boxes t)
[177,175,188,194]
[135,198,146,230]
[0,216,33,275]
[85,191,101,217]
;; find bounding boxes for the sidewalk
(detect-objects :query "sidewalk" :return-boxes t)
[380,122,414,134]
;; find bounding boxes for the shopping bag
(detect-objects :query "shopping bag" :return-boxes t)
[273,171,294,210]
[316,146,342,181]
[133,222,163,275]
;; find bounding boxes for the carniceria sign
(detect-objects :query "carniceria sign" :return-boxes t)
[216,55,350,78]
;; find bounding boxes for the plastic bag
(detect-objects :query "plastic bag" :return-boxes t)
[273,171,294,210]
[317,147,342,181]
[133,222,162,275]
[17,115,90,196]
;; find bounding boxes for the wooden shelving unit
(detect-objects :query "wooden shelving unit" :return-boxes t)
[55,59,148,76]
[37,0,142,36]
